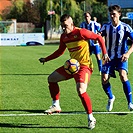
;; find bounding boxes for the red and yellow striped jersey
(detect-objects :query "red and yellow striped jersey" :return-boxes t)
[45,27,107,70]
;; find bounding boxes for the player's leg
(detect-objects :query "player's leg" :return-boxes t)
[94,45,102,75]
[118,61,133,111]
[102,73,113,98]
[74,66,96,129]
[45,66,72,114]
[96,53,102,74]
[77,82,96,129]
[102,62,115,111]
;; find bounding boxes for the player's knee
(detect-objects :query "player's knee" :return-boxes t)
[48,74,54,82]
[119,73,128,82]
[77,87,86,95]
[119,70,128,82]
[102,77,108,84]
[101,74,109,84]
[48,75,51,82]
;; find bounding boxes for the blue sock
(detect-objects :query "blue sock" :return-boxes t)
[122,80,132,104]
[97,59,102,72]
[102,82,113,99]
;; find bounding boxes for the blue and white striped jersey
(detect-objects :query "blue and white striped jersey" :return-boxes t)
[80,20,101,46]
[100,21,133,59]
[80,20,100,33]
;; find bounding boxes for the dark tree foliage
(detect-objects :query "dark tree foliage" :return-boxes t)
[21,2,40,24]
[91,2,108,24]
[4,1,40,25]
[97,0,107,4]
[2,0,109,31]
[76,0,85,3]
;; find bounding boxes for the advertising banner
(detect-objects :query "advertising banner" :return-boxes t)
[0,33,44,46]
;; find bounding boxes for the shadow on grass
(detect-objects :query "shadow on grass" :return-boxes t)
[0,109,86,114]
[0,123,87,129]
[0,74,49,76]
[0,109,45,113]
[0,110,89,129]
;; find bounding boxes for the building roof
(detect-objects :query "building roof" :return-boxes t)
[0,0,12,14]
[0,0,31,14]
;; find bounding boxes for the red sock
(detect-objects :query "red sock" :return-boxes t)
[48,82,60,100]
[79,92,92,114]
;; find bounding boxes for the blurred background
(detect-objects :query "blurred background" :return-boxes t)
[0,0,133,40]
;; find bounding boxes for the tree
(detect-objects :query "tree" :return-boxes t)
[97,0,107,4]
[4,0,24,21]
[76,0,85,3]
[22,2,40,24]
[62,0,83,26]
[1,0,109,39]
[91,2,108,24]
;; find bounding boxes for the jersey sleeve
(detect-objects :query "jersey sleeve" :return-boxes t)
[80,28,107,54]
[129,32,133,40]
[45,35,66,62]
[126,25,133,40]
[80,22,87,29]
[80,22,84,28]
[100,24,107,37]
[95,22,101,32]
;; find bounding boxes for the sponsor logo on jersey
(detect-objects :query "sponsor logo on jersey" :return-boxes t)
[68,46,82,52]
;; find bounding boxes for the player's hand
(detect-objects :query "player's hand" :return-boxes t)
[102,54,110,63]
[39,58,46,65]
[121,53,129,62]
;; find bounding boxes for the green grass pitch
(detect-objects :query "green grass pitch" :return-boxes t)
[0,45,133,133]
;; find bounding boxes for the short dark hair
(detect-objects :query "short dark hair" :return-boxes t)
[108,5,121,13]
[60,14,71,22]
[84,11,91,16]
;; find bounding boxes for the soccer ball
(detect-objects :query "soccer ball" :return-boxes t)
[64,59,80,75]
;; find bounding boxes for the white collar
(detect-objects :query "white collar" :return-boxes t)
[111,21,121,28]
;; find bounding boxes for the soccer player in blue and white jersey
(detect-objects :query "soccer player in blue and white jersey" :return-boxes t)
[100,5,133,111]
[80,12,102,75]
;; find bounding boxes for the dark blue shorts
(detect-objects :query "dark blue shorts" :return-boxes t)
[90,44,101,55]
[102,58,128,78]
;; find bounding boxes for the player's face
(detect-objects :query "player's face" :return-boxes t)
[61,17,74,34]
[85,13,91,23]
[110,10,121,25]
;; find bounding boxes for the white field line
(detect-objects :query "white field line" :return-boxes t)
[0,111,133,116]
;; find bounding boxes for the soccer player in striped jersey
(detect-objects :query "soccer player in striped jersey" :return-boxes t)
[39,14,109,130]
[80,12,102,75]
[100,5,133,111]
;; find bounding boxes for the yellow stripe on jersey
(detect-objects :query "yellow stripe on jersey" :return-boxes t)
[66,40,93,69]
[85,72,89,84]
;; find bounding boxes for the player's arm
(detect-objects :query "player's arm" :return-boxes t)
[121,29,133,62]
[39,37,66,64]
[121,43,133,62]
[95,22,101,33]
[81,29,106,53]
[81,28,110,62]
